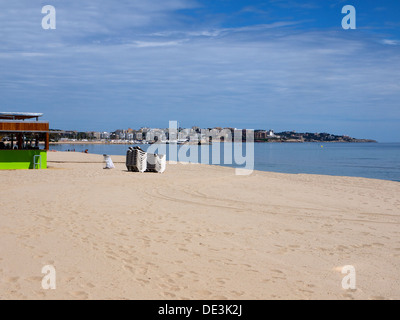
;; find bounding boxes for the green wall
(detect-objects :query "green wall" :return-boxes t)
[0,150,47,170]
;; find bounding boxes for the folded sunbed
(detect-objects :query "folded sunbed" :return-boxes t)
[146,153,166,173]
[126,147,147,173]
[126,147,166,173]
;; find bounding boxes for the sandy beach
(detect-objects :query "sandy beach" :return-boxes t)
[0,151,399,300]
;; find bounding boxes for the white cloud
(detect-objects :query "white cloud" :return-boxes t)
[132,40,186,48]
[382,39,399,46]
[151,21,304,39]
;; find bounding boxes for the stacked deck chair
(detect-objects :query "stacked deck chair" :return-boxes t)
[146,153,167,173]
[126,147,147,173]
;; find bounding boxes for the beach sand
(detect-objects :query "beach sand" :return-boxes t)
[0,152,399,300]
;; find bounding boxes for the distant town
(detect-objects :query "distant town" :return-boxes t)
[49,127,377,144]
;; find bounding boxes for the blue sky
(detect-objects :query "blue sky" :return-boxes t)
[0,1,399,141]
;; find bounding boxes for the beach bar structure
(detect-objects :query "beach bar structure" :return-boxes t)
[0,112,49,169]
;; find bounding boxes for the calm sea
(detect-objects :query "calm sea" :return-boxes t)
[50,143,400,182]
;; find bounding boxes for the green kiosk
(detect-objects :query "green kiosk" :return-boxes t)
[0,112,49,170]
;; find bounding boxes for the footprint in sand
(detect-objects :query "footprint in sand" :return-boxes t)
[230,291,245,297]
[136,278,150,285]
[372,243,384,248]
[271,269,284,274]
[172,272,185,279]
[216,278,228,285]
[213,296,228,300]
[33,291,46,298]
[7,277,20,283]
[342,293,355,300]
[69,291,89,299]
[162,292,176,298]
[369,296,386,300]
[26,276,43,283]
[299,288,314,295]
[197,290,212,298]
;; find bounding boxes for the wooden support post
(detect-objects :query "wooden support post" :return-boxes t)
[45,132,49,151]
[17,133,23,150]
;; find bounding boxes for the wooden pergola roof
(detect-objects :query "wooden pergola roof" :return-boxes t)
[0,112,44,121]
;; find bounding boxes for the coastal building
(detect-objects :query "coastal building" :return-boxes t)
[192,126,201,133]
[60,131,77,140]
[255,130,267,140]
[0,112,49,169]
[100,132,110,139]
[267,130,275,137]
[91,132,101,140]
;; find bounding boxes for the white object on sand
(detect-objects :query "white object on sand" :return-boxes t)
[103,154,115,169]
